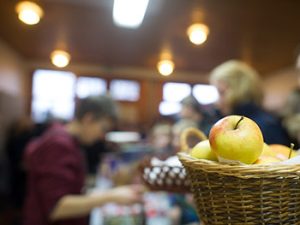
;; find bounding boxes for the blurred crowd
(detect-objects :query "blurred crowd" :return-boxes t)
[0,59,299,225]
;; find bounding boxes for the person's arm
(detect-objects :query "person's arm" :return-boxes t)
[50,185,144,221]
[168,206,181,225]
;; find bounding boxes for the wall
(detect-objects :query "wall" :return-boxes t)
[0,40,27,96]
[263,68,299,112]
[0,39,27,192]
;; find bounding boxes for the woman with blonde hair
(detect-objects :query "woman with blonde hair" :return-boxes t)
[210,60,291,145]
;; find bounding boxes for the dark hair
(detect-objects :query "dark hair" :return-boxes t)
[281,88,300,117]
[180,95,204,114]
[74,95,118,121]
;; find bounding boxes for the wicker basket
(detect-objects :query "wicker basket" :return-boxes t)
[178,152,300,225]
[140,127,207,193]
[139,157,189,193]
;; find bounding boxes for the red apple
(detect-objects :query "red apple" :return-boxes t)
[209,115,264,164]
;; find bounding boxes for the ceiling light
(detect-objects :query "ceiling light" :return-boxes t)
[15,1,43,25]
[187,23,209,45]
[157,59,174,76]
[50,50,71,68]
[113,0,149,28]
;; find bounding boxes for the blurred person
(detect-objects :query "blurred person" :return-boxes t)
[281,88,300,117]
[23,95,144,225]
[168,119,200,225]
[6,117,34,208]
[149,122,173,158]
[168,193,200,225]
[282,114,300,149]
[280,89,300,148]
[5,116,53,225]
[180,95,220,136]
[5,116,37,225]
[6,116,52,209]
[210,60,291,145]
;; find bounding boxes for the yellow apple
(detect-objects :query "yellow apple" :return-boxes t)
[254,155,281,164]
[255,143,281,164]
[269,144,297,160]
[190,140,218,161]
[209,115,264,164]
[260,143,277,157]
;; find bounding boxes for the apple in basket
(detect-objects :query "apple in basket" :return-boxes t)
[254,143,281,164]
[269,144,297,160]
[209,115,264,164]
[190,139,218,161]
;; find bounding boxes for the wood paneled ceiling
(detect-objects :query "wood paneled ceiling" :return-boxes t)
[1,0,300,76]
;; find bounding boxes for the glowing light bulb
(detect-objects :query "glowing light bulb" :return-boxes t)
[157,59,174,76]
[187,23,209,45]
[51,50,71,68]
[15,1,43,25]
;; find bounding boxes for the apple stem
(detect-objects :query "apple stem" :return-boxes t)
[234,116,244,130]
[289,143,294,159]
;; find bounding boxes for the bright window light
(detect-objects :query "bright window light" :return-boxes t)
[163,82,191,102]
[106,131,140,143]
[76,77,107,98]
[110,79,140,101]
[31,70,76,122]
[159,101,181,116]
[192,84,219,104]
[113,0,149,28]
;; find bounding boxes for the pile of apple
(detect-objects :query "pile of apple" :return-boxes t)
[190,115,297,165]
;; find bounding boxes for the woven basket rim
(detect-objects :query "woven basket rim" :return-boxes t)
[178,152,300,179]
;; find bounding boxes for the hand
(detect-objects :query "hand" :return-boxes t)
[186,193,195,206]
[109,184,145,205]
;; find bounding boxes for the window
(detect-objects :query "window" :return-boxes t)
[110,79,140,101]
[76,77,107,98]
[31,69,76,122]
[159,101,182,116]
[159,82,192,115]
[192,84,219,105]
[163,82,191,102]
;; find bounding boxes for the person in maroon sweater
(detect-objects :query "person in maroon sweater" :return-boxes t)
[23,95,144,225]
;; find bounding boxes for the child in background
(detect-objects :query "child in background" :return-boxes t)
[149,122,173,159]
[168,119,200,225]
